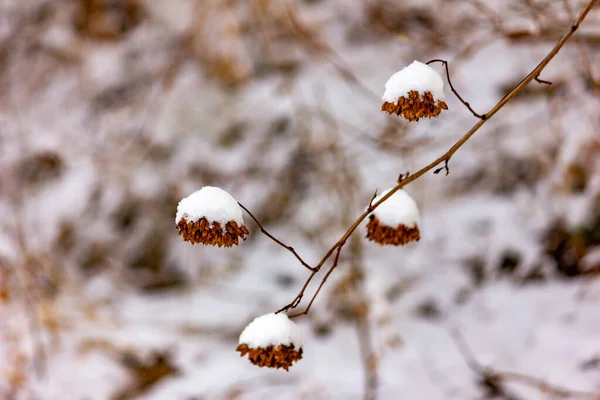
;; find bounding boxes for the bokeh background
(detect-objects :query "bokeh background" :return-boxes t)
[1,0,600,399]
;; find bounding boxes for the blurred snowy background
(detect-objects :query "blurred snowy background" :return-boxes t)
[0,0,599,399]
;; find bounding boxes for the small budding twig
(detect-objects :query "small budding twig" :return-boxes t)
[426,59,487,120]
[434,159,450,175]
[535,75,553,85]
[367,189,378,212]
[289,244,344,318]
[397,171,410,183]
[238,202,316,272]
[276,0,598,315]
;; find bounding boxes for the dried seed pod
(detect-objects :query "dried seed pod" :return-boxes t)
[365,188,420,246]
[175,186,249,247]
[237,313,303,371]
[381,61,448,122]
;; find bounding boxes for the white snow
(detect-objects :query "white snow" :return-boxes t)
[382,60,446,103]
[175,186,244,226]
[369,188,420,228]
[3,1,600,399]
[239,312,303,348]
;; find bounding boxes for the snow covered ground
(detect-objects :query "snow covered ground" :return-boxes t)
[0,0,600,399]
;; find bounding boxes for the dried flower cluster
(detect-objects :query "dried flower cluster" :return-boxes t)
[236,343,303,371]
[381,90,448,122]
[236,312,303,371]
[170,0,598,381]
[177,217,249,247]
[365,188,421,246]
[175,186,248,247]
[381,60,447,122]
[366,215,420,246]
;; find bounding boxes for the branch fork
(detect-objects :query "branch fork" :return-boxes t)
[242,0,598,318]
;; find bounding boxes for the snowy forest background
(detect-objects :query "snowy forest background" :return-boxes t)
[1,0,600,399]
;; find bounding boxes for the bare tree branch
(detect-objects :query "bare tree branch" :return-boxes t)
[534,75,553,85]
[238,202,316,272]
[426,59,486,119]
[276,0,599,314]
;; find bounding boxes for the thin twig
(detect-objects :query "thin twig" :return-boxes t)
[450,327,600,399]
[289,244,343,317]
[276,270,314,313]
[397,171,410,183]
[367,190,378,212]
[238,202,316,272]
[277,0,598,314]
[535,75,553,85]
[562,0,600,92]
[434,159,450,175]
[426,59,487,120]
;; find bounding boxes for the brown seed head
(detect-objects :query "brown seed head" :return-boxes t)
[177,217,249,247]
[381,90,448,122]
[236,343,303,371]
[366,215,420,246]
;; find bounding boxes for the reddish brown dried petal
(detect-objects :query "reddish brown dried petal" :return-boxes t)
[236,344,303,371]
[176,217,250,247]
[237,344,249,356]
[213,222,222,233]
[365,215,420,246]
[381,90,447,122]
[226,224,236,234]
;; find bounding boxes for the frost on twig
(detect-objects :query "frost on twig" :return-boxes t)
[175,186,249,247]
[366,188,421,246]
[381,61,448,122]
[236,313,303,371]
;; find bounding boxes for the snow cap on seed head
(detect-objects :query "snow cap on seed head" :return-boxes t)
[369,188,420,228]
[366,188,421,246]
[236,312,304,371]
[239,312,302,348]
[382,60,446,103]
[381,61,448,122]
[175,186,249,247]
[176,186,243,226]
